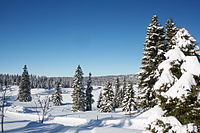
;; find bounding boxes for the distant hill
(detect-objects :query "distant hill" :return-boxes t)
[87,74,138,86]
[0,74,138,88]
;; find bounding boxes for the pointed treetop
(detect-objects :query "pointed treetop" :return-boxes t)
[89,72,92,77]
[166,19,175,25]
[153,14,157,18]
[152,15,158,25]
[87,72,92,84]
[75,65,83,75]
[23,65,27,70]
[123,77,126,82]
[56,81,61,88]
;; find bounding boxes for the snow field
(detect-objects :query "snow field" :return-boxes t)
[3,86,145,133]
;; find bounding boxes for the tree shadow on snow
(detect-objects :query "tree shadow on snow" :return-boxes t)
[75,112,143,133]
[5,121,73,133]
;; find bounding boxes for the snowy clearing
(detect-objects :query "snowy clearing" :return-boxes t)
[3,86,148,133]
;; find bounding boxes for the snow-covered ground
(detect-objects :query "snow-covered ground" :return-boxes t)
[3,86,150,133]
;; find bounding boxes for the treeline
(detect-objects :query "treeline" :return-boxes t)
[0,74,137,88]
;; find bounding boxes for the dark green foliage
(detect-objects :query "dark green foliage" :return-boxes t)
[52,82,63,106]
[169,61,183,79]
[99,81,114,112]
[97,91,102,108]
[165,19,178,51]
[122,81,137,113]
[121,78,126,100]
[146,124,157,133]
[71,65,86,112]
[18,65,32,102]
[85,73,94,111]
[161,97,179,116]
[113,78,122,108]
[160,84,200,131]
[138,15,165,110]
[140,88,157,110]
[156,84,170,95]
[147,119,173,133]
[170,66,182,79]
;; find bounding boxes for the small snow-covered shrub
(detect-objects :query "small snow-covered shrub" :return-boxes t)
[147,119,173,133]
[146,117,189,133]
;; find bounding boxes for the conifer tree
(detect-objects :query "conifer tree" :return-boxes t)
[18,65,32,102]
[71,65,86,112]
[151,28,200,132]
[165,19,178,51]
[138,15,165,109]
[121,78,126,100]
[97,90,103,108]
[52,82,62,106]
[99,81,114,112]
[85,73,94,111]
[122,81,137,113]
[113,78,121,108]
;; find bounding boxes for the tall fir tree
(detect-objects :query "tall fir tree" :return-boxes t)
[138,15,165,109]
[71,65,86,112]
[85,73,94,111]
[113,78,121,108]
[52,82,63,106]
[122,81,137,113]
[18,65,32,102]
[99,81,114,112]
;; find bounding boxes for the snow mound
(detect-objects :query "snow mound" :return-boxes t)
[165,47,185,61]
[92,127,142,133]
[128,106,164,131]
[164,72,196,99]
[102,119,121,127]
[138,106,164,119]
[163,56,200,99]
[143,106,188,133]
[7,105,26,113]
[144,106,165,123]
[145,116,187,133]
[45,117,88,126]
[7,111,39,121]
[181,56,200,76]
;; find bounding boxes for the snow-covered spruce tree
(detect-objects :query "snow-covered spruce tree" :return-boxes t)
[113,78,121,108]
[138,15,165,109]
[121,78,126,101]
[97,90,103,108]
[85,73,94,111]
[71,65,86,112]
[51,82,63,106]
[18,65,32,102]
[99,81,114,112]
[122,81,137,114]
[165,19,178,51]
[147,28,200,132]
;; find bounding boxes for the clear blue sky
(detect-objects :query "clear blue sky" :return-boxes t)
[0,0,200,77]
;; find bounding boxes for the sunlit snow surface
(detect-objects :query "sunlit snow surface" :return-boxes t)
[4,85,146,133]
